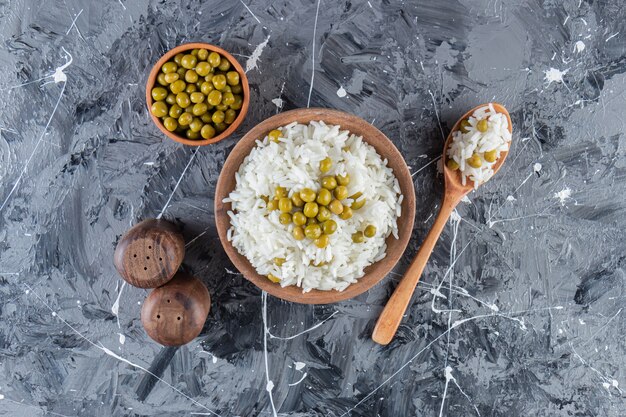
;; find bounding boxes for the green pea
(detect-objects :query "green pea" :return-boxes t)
[212,110,225,124]
[467,153,482,168]
[274,257,286,266]
[195,61,211,77]
[279,212,292,225]
[164,72,179,84]
[352,231,365,243]
[165,93,176,105]
[446,159,460,170]
[337,173,350,186]
[177,67,186,77]
[292,226,305,240]
[186,129,200,139]
[279,197,292,213]
[459,119,471,133]
[314,234,329,248]
[189,118,203,132]
[329,200,343,215]
[163,117,178,132]
[197,48,209,60]
[222,92,235,106]
[303,202,319,218]
[151,101,168,117]
[300,188,316,203]
[185,83,197,93]
[169,104,183,118]
[267,199,278,211]
[268,130,281,142]
[267,273,280,283]
[212,74,227,91]
[477,119,488,132]
[201,81,214,95]
[339,206,353,220]
[151,87,168,101]
[214,122,227,133]
[322,220,337,235]
[292,193,305,208]
[334,185,348,200]
[224,109,237,124]
[201,113,213,123]
[351,193,366,210]
[275,186,287,199]
[218,59,231,71]
[178,112,193,126]
[293,211,307,226]
[316,188,332,206]
[216,103,229,111]
[226,71,240,86]
[192,103,208,116]
[316,206,331,222]
[170,80,186,94]
[161,62,178,74]
[157,73,168,86]
[231,84,242,94]
[304,224,322,239]
[321,176,337,190]
[364,225,377,238]
[307,217,318,226]
[176,92,191,108]
[201,124,216,139]
[191,48,199,56]
[205,74,214,82]
[189,92,204,104]
[181,54,197,69]
[208,52,221,67]
[173,54,184,65]
[207,90,223,106]
[230,95,243,110]
[185,70,199,83]
[484,149,497,162]
[319,157,332,173]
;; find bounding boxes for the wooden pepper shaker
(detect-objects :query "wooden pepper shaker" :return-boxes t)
[141,272,211,346]
[113,219,185,288]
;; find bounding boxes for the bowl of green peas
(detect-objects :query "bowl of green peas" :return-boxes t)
[146,42,250,145]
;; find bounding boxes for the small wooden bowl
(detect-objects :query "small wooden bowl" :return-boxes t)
[113,219,185,288]
[214,108,416,304]
[141,272,211,346]
[145,42,250,146]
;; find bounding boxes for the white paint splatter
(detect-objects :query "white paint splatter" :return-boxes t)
[449,209,461,223]
[605,32,619,42]
[0,394,3,400]
[239,0,261,23]
[574,40,586,53]
[271,98,283,109]
[336,86,347,97]
[294,361,306,371]
[118,333,126,345]
[111,281,126,328]
[53,48,73,83]
[578,318,586,325]
[544,67,568,86]
[245,36,270,73]
[212,356,218,364]
[554,187,572,205]
[288,372,308,386]
[533,162,542,173]
[506,195,516,202]
[461,195,471,204]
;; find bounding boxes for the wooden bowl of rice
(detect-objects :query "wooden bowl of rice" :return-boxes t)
[215,108,415,304]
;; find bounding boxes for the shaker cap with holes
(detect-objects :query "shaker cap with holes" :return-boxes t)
[113,218,185,288]
[141,271,211,346]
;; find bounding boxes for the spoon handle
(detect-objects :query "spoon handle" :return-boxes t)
[372,192,462,345]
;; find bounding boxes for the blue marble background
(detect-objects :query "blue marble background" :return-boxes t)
[0,0,624,416]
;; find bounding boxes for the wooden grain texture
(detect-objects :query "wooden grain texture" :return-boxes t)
[145,42,250,146]
[141,271,211,346]
[214,108,416,304]
[372,103,512,345]
[113,218,185,288]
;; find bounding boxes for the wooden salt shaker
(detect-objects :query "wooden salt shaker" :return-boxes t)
[114,219,185,288]
[141,272,211,346]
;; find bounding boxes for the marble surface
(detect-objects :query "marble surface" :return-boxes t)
[0,0,625,416]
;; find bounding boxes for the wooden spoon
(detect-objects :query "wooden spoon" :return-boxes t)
[372,103,512,345]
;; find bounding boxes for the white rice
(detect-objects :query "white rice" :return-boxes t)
[446,103,512,188]
[224,121,402,292]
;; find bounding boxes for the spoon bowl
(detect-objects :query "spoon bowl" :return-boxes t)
[372,103,512,345]
[443,103,512,196]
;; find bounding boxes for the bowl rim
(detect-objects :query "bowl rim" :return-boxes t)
[214,108,416,304]
[145,42,250,146]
